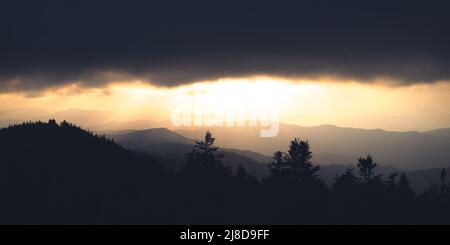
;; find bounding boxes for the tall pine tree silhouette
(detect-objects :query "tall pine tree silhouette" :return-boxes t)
[333,168,359,195]
[426,168,450,198]
[182,131,231,180]
[397,173,415,199]
[357,154,382,185]
[268,139,322,187]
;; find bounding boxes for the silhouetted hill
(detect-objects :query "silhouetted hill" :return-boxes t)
[424,128,450,138]
[0,120,173,224]
[0,108,167,130]
[2,108,449,170]
[319,164,401,183]
[110,128,195,148]
[175,123,450,169]
[130,142,270,178]
[108,127,449,192]
[110,127,274,161]
[1,120,450,224]
[406,167,450,193]
[125,140,448,193]
[110,128,271,177]
[222,148,272,163]
[43,108,114,127]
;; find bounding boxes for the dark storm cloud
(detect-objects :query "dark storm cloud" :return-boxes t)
[1,0,450,91]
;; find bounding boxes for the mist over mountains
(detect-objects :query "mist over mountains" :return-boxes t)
[1,119,449,223]
[2,0,450,226]
[175,124,450,170]
[1,108,449,172]
[107,127,449,193]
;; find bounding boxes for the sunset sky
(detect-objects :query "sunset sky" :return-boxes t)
[1,77,449,132]
[1,1,449,132]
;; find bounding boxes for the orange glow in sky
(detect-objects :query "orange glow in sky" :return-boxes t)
[0,77,449,131]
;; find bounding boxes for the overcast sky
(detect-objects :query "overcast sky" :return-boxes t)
[2,0,450,92]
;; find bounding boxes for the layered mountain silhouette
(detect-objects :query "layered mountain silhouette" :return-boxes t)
[108,128,270,177]
[1,120,449,224]
[108,127,449,193]
[111,128,194,148]
[175,123,450,170]
[2,108,449,171]
[424,128,450,138]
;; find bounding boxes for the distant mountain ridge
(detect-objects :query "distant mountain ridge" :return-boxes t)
[174,123,450,170]
[1,108,450,170]
[110,127,194,149]
[109,127,274,162]
[1,120,448,200]
[107,124,450,170]
[424,128,450,138]
[107,126,450,192]
[109,129,271,177]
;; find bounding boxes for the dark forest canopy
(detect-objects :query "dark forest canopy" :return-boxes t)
[0,120,449,224]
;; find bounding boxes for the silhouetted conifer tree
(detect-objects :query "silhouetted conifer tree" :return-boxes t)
[426,168,450,198]
[268,151,290,181]
[268,139,322,187]
[234,165,258,186]
[397,173,415,199]
[385,172,399,190]
[48,118,57,127]
[182,131,231,179]
[333,168,359,194]
[289,139,320,182]
[440,168,448,186]
[357,154,382,185]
